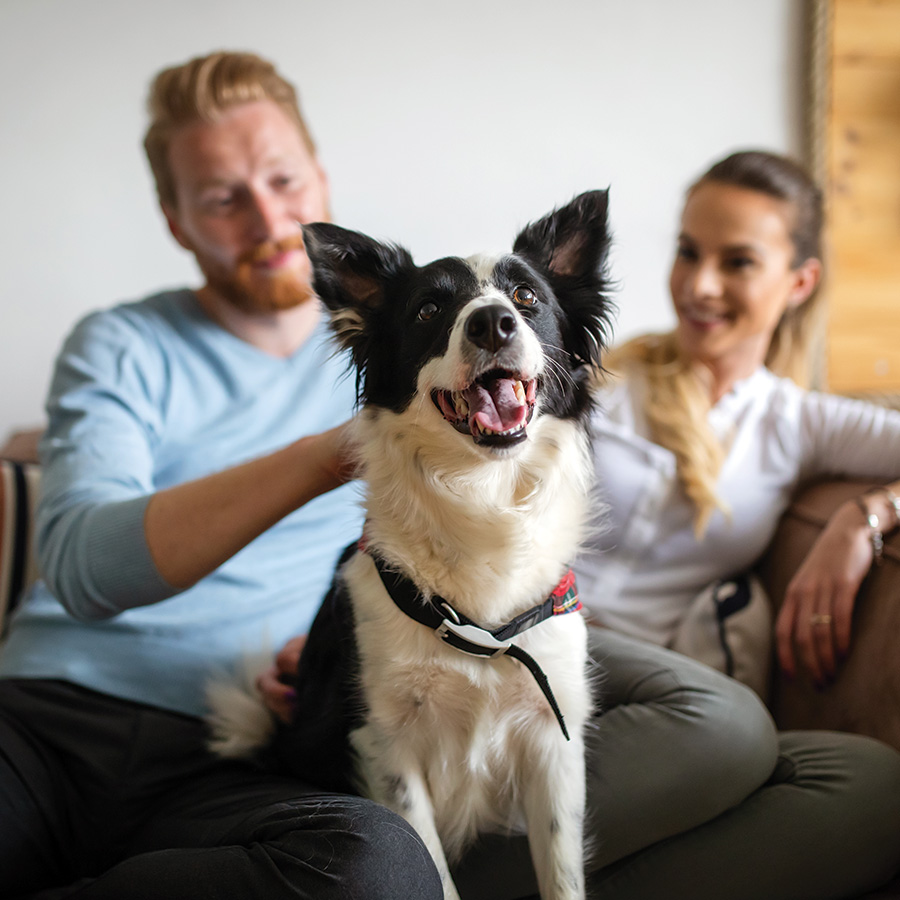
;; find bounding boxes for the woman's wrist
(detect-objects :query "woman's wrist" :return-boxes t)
[852,487,900,566]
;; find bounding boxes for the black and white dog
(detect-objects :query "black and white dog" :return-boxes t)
[209,191,613,900]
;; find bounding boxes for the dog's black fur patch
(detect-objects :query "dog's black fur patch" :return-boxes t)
[271,542,362,793]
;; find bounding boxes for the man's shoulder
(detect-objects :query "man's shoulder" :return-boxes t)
[64,288,198,355]
[77,288,194,333]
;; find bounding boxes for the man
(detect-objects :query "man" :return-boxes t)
[0,50,442,899]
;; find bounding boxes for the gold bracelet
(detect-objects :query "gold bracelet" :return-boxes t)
[855,494,885,565]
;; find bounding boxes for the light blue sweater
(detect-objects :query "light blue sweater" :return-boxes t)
[0,290,364,716]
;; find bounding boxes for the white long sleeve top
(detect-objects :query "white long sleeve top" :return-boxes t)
[573,366,900,647]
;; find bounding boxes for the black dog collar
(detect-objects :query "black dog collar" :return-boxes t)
[362,544,581,741]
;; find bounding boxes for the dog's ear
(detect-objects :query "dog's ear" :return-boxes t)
[514,191,615,371]
[303,222,414,354]
[512,190,611,282]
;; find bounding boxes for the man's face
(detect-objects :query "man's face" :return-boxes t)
[164,100,330,314]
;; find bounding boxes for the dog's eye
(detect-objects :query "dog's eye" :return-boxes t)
[417,301,440,321]
[514,286,537,307]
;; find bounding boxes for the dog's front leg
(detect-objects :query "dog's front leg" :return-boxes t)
[522,734,587,900]
[353,727,461,900]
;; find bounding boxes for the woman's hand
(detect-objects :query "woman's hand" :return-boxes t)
[256,635,307,724]
[774,500,873,686]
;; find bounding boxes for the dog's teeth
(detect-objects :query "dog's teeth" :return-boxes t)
[454,392,469,417]
[514,381,526,404]
[475,420,528,438]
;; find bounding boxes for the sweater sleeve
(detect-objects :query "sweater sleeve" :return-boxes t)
[36,309,178,619]
[789,385,900,483]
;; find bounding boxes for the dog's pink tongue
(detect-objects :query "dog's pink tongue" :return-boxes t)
[464,378,526,434]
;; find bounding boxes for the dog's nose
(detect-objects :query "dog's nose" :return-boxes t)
[465,305,518,353]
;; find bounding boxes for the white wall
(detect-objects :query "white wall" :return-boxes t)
[0,0,807,439]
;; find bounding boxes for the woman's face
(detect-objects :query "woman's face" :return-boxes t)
[669,181,817,384]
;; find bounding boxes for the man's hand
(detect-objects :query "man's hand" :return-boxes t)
[257,635,307,724]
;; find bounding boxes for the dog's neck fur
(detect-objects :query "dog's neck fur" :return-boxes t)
[354,402,594,628]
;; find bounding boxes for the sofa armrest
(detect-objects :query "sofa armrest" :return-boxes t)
[0,459,41,636]
[0,428,42,464]
[758,479,900,751]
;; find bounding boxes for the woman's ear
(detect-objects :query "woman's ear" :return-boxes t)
[787,257,822,308]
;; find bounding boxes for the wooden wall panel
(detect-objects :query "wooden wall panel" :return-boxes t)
[826,0,900,393]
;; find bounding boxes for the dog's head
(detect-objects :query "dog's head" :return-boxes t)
[305,190,613,455]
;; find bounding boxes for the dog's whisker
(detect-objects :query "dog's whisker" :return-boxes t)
[542,356,574,396]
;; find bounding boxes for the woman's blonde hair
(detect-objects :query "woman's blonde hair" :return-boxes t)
[143,50,317,210]
[609,150,825,535]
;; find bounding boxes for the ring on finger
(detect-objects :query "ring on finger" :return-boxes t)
[810,613,833,627]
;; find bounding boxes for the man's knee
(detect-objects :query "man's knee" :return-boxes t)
[337,798,444,898]
[261,794,443,899]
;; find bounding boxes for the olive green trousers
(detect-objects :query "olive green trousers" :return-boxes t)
[453,629,900,900]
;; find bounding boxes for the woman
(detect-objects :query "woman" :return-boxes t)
[578,149,900,687]
[262,152,900,900]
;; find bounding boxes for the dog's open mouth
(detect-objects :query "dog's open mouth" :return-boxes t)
[432,370,537,447]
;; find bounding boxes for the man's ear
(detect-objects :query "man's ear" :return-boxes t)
[162,204,193,252]
[315,161,333,223]
[787,257,822,309]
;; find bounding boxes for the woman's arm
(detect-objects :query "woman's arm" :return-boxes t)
[775,481,900,685]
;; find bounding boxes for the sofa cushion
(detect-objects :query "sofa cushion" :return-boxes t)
[759,479,900,751]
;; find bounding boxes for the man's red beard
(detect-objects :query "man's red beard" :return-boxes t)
[201,233,317,314]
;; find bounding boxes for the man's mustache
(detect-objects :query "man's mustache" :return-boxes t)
[238,233,306,266]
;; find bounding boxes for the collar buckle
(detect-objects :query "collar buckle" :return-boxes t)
[436,619,511,658]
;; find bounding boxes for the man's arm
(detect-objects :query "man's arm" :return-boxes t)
[144,423,353,589]
[37,301,360,620]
